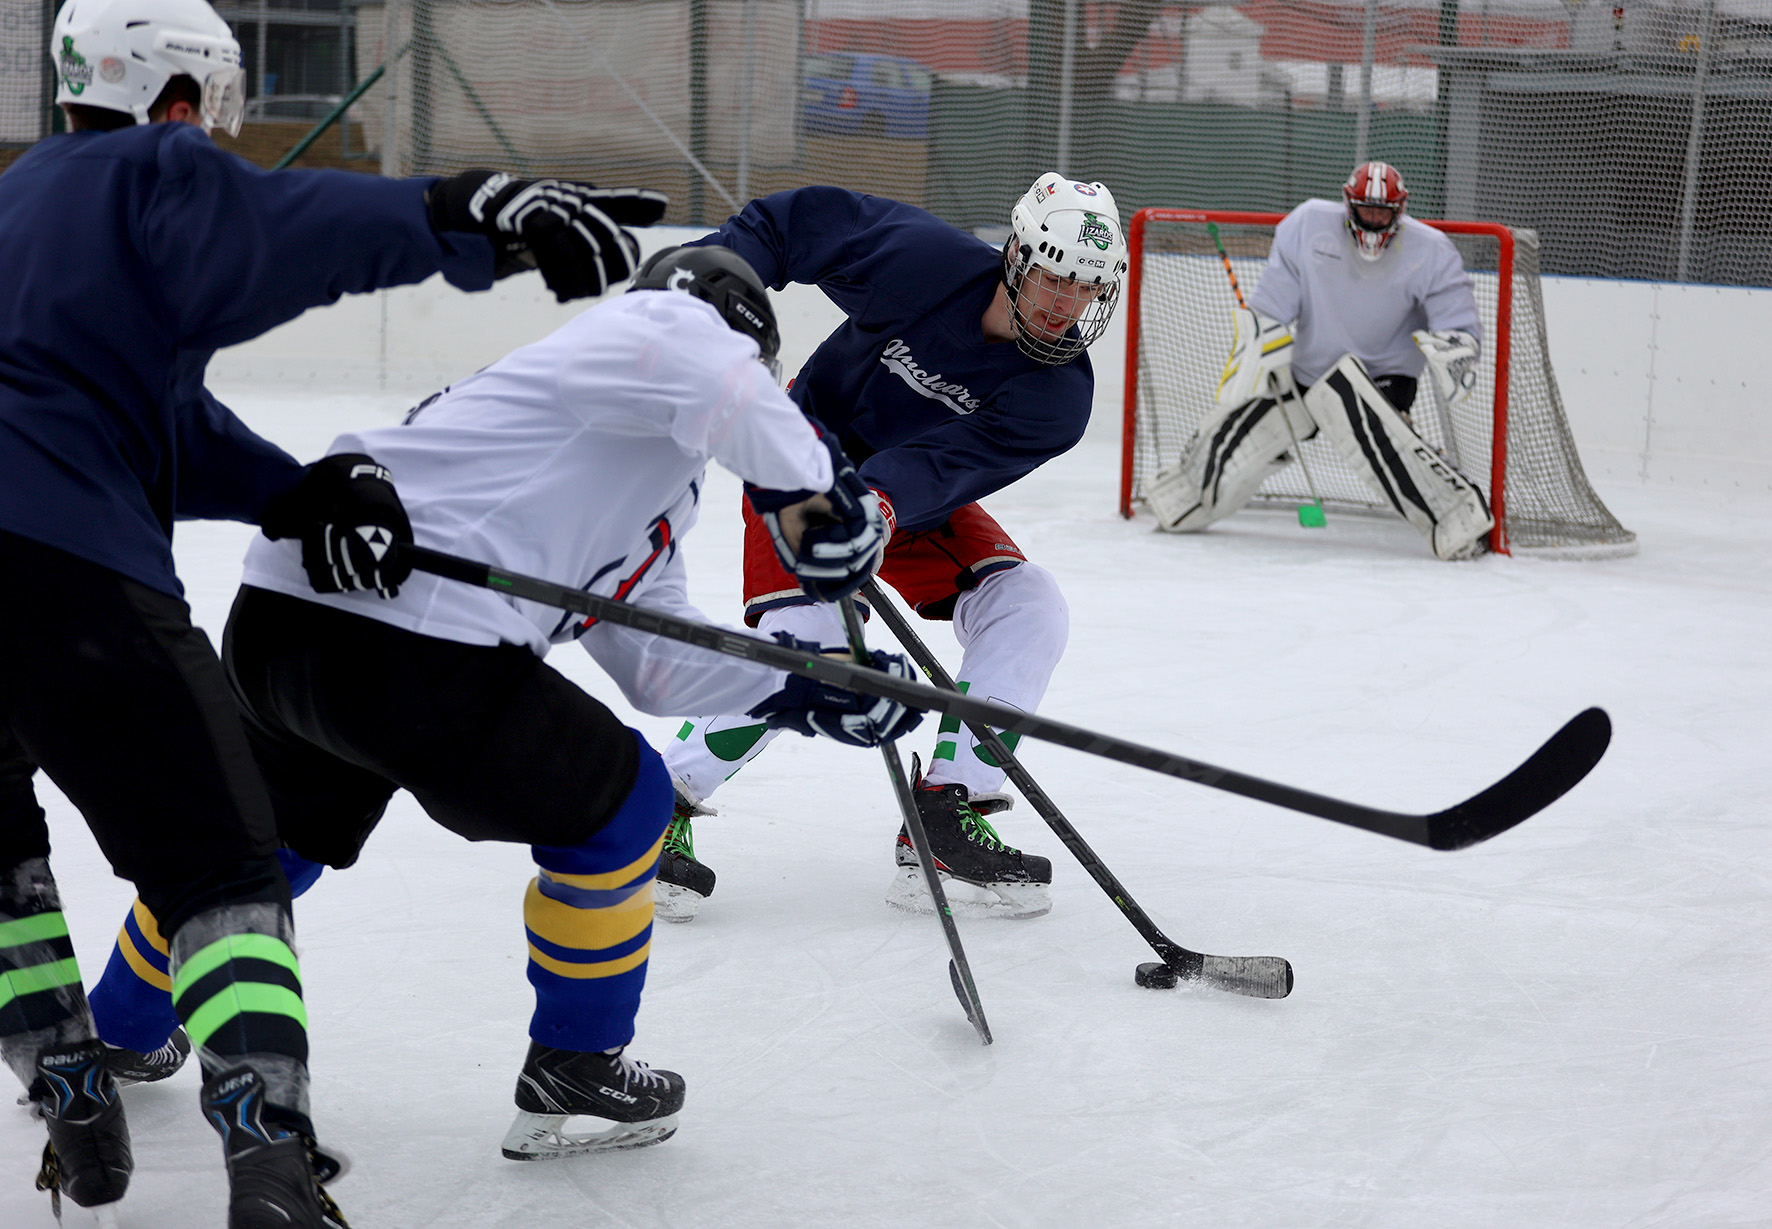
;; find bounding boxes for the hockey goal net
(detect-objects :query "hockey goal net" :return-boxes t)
[1119,209,1635,557]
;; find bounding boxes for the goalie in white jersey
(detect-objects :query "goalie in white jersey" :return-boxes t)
[1146,161,1495,560]
[81,246,919,1163]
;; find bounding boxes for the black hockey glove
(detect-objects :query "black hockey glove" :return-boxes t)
[748,638,924,748]
[427,170,669,302]
[261,454,414,598]
[750,435,887,604]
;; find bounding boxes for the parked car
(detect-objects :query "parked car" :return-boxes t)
[801,53,933,141]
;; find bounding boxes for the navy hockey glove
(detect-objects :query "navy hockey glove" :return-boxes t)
[750,436,887,604]
[261,454,414,598]
[749,638,924,748]
[428,170,669,302]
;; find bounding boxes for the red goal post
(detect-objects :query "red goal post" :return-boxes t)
[1118,207,1634,558]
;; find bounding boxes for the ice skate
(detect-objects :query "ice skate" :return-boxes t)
[502,1042,684,1159]
[105,1026,191,1086]
[201,1066,350,1229]
[31,1039,133,1211]
[655,785,716,923]
[886,756,1052,919]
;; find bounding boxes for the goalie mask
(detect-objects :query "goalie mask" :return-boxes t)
[631,245,782,381]
[1343,161,1408,262]
[1002,173,1128,366]
[52,0,245,136]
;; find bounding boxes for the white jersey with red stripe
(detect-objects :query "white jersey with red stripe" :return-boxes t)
[241,290,832,718]
[1246,198,1483,388]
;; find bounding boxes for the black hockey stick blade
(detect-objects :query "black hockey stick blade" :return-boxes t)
[1419,706,1612,850]
[400,546,1608,849]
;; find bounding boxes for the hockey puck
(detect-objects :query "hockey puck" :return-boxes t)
[1134,961,1180,989]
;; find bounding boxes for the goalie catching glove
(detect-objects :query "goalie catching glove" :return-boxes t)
[750,433,888,604]
[1216,306,1294,408]
[749,638,924,747]
[261,453,414,598]
[1413,329,1481,407]
[428,170,669,302]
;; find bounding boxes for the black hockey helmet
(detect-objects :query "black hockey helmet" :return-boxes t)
[630,245,781,379]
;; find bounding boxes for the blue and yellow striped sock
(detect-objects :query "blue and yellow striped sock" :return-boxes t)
[526,735,672,1053]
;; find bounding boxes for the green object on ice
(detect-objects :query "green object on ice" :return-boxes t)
[1298,503,1327,528]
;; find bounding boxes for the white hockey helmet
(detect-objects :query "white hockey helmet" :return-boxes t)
[52,0,245,136]
[1002,173,1129,365]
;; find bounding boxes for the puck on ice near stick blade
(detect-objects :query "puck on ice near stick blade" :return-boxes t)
[1134,961,1179,988]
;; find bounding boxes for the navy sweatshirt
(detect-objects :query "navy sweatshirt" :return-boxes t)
[0,122,494,596]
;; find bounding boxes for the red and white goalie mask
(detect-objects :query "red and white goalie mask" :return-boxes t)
[1342,161,1408,262]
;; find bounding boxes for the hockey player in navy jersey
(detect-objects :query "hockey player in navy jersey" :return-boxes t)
[81,245,917,1161]
[659,174,1129,922]
[1144,161,1494,559]
[0,0,664,1222]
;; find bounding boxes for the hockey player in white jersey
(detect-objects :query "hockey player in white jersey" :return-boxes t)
[1146,161,1495,560]
[81,246,919,1162]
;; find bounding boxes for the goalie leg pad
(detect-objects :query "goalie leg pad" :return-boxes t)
[1147,396,1314,532]
[1301,356,1494,560]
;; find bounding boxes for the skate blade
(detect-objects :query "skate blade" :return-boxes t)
[500,1110,680,1160]
[885,865,1051,920]
[653,882,704,923]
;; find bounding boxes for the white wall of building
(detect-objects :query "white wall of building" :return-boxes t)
[206,226,1772,496]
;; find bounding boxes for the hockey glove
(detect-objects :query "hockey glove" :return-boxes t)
[748,638,924,747]
[427,170,669,302]
[1413,328,1481,407]
[750,436,887,604]
[261,454,414,598]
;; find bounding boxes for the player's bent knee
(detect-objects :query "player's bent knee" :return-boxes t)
[954,563,1069,666]
[532,731,673,875]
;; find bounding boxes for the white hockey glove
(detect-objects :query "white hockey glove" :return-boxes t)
[1413,329,1481,408]
[749,639,925,748]
[1216,307,1293,409]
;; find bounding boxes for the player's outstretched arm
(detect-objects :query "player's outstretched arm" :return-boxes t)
[428,170,668,302]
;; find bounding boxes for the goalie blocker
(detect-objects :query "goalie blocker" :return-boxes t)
[1149,355,1492,560]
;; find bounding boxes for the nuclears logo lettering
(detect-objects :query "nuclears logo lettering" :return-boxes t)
[59,37,92,95]
[879,340,982,415]
[1077,212,1115,251]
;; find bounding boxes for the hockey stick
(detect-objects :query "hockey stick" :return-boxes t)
[860,581,1292,998]
[1208,220,1327,528]
[399,545,1611,850]
[837,598,991,1043]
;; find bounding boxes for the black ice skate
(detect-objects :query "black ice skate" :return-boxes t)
[31,1038,133,1211]
[655,783,716,923]
[887,756,1052,919]
[502,1042,684,1160]
[106,1025,192,1086]
[201,1066,350,1229]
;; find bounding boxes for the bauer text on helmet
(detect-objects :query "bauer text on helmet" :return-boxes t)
[1001,173,1128,366]
[1342,161,1408,262]
[52,0,246,137]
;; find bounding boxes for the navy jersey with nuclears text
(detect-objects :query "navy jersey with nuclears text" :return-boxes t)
[695,187,1095,533]
[0,122,495,596]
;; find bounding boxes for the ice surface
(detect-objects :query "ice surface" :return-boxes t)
[4,381,1769,1228]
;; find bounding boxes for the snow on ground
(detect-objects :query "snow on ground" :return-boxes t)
[4,381,1769,1228]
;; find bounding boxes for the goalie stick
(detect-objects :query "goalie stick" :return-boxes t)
[860,581,1292,999]
[837,598,992,1042]
[1208,219,1327,529]
[398,545,1611,850]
